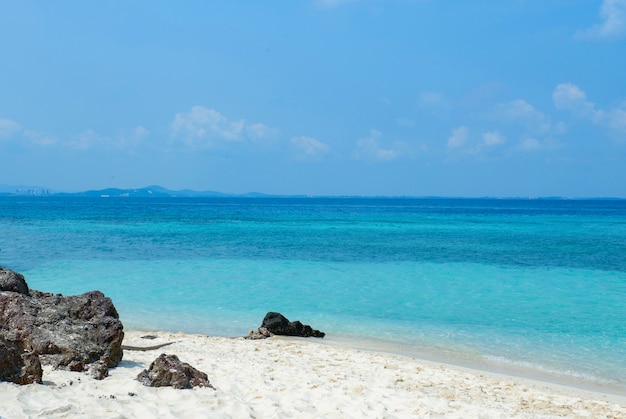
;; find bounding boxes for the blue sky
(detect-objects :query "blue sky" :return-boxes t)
[1,0,625,197]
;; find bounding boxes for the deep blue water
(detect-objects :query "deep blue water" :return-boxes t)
[1,196,625,388]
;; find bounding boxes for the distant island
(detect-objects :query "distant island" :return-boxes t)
[0,184,624,200]
[0,184,276,198]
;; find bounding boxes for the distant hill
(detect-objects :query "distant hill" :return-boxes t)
[58,185,231,198]
[57,185,285,198]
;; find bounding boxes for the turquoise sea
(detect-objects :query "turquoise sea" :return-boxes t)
[1,196,625,391]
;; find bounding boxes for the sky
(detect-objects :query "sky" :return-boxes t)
[1,0,625,197]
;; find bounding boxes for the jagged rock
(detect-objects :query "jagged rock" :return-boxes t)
[0,266,29,295]
[137,354,214,389]
[255,312,325,338]
[0,266,124,383]
[0,336,42,385]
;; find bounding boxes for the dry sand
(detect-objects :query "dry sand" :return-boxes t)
[1,331,625,418]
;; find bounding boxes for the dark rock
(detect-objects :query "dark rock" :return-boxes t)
[137,353,214,389]
[0,266,29,295]
[258,312,325,338]
[0,266,124,383]
[262,312,290,333]
[0,336,42,384]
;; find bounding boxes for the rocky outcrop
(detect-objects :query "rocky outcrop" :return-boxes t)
[0,266,124,383]
[247,312,325,339]
[137,354,214,389]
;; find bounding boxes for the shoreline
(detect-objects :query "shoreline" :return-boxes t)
[315,333,626,401]
[126,322,626,399]
[2,330,625,418]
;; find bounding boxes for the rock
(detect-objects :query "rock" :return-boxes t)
[257,312,325,338]
[88,360,110,380]
[245,326,273,340]
[0,267,29,295]
[20,351,43,384]
[137,354,214,389]
[0,336,42,385]
[0,266,124,383]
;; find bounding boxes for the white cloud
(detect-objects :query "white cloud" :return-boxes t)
[518,137,543,152]
[447,129,506,157]
[23,130,57,146]
[112,126,150,150]
[553,83,587,107]
[67,126,149,151]
[447,126,468,149]
[67,128,147,151]
[170,106,275,149]
[482,131,505,147]
[576,0,626,40]
[491,99,552,135]
[70,129,105,150]
[171,107,244,148]
[290,136,330,160]
[0,118,21,139]
[488,99,567,153]
[133,126,150,141]
[553,82,626,140]
[553,83,601,121]
[2,119,148,151]
[609,105,626,133]
[603,103,626,140]
[246,123,278,140]
[449,96,565,158]
[354,129,408,161]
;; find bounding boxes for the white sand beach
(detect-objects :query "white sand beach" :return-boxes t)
[1,331,625,419]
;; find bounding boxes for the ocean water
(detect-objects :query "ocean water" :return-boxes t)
[1,196,626,389]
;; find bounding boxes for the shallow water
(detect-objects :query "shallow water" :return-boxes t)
[1,196,625,388]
